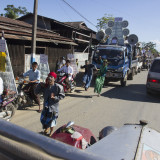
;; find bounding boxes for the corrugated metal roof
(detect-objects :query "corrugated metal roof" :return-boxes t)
[0,16,77,45]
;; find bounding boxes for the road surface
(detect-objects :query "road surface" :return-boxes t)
[11,70,160,138]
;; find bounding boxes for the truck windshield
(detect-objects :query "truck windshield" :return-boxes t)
[94,49,124,59]
[93,48,124,66]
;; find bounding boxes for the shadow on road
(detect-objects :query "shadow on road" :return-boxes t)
[66,93,93,98]
[101,84,160,103]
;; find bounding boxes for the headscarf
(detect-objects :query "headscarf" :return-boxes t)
[48,72,57,79]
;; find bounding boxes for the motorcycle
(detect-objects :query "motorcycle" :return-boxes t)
[56,72,76,93]
[16,77,43,108]
[0,90,18,120]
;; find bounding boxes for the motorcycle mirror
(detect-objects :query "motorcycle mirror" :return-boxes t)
[66,121,74,128]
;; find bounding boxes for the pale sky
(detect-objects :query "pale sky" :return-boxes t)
[1,0,160,51]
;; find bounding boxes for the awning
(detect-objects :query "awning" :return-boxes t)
[4,34,78,46]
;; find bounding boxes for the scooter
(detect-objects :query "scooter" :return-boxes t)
[56,72,76,93]
[0,90,18,120]
[16,77,43,108]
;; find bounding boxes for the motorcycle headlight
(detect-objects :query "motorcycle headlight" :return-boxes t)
[20,91,24,96]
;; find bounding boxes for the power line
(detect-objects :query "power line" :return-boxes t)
[60,0,97,28]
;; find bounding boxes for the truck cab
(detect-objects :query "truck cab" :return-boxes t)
[93,45,131,86]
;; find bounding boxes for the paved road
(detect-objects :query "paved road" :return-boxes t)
[11,70,160,138]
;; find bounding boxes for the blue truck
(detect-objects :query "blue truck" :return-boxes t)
[92,43,138,86]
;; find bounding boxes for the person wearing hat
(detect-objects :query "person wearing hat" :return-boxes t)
[94,60,108,97]
[35,72,65,136]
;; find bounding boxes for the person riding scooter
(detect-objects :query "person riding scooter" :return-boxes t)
[57,60,73,92]
[22,62,41,112]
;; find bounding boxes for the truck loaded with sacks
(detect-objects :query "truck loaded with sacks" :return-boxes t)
[92,17,139,87]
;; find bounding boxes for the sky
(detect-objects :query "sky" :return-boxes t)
[0,0,160,51]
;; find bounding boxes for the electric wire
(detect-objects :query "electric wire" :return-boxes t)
[60,0,97,29]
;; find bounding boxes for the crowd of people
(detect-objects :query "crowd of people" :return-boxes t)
[0,56,108,136]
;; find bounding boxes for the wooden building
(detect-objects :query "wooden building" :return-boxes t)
[18,13,98,54]
[0,16,77,76]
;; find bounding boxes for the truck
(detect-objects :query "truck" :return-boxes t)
[93,42,138,87]
[93,18,139,86]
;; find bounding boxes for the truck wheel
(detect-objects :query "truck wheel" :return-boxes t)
[121,78,127,87]
[127,73,133,80]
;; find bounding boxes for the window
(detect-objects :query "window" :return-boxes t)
[150,60,160,73]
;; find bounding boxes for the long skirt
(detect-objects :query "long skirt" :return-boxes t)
[40,108,57,129]
[94,76,105,94]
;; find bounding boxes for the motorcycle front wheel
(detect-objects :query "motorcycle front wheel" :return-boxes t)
[5,103,16,120]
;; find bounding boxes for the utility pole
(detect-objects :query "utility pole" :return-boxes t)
[31,0,38,65]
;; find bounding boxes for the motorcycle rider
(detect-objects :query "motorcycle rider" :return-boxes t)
[22,62,41,112]
[57,60,73,92]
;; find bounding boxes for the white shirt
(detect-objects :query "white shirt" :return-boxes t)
[58,65,73,80]
[0,77,3,95]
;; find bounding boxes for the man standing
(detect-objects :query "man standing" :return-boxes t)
[58,60,73,91]
[35,72,65,137]
[81,60,97,91]
[22,62,41,112]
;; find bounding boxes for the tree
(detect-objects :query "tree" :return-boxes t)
[141,41,160,57]
[1,5,28,19]
[97,14,114,30]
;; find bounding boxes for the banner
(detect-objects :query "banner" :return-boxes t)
[0,39,17,94]
[0,52,6,72]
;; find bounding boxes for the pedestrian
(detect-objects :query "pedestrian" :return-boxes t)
[35,72,65,137]
[22,62,41,112]
[94,60,108,97]
[81,60,97,91]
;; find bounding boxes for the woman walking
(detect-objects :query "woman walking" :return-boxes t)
[94,60,108,97]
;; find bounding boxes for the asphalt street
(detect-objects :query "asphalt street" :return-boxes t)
[11,70,160,138]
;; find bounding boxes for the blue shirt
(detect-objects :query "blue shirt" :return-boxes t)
[23,69,40,83]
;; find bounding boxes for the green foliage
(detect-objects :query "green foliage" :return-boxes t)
[1,5,28,19]
[97,14,114,30]
[141,41,156,50]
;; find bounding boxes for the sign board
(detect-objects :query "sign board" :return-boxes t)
[25,54,50,82]
[115,17,123,22]
[40,54,48,64]
[0,39,6,52]
[141,144,160,160]
[67,54,79,75]
[0,52,6,72]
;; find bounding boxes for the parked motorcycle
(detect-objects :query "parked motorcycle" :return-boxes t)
[16,77,43,108]
[0,90,18,120]
[56,72,76,93]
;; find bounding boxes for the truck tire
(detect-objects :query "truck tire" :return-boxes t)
[121,78,127,87]
[127,72,133,80]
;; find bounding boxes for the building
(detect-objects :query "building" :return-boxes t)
[0,16,77,76]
